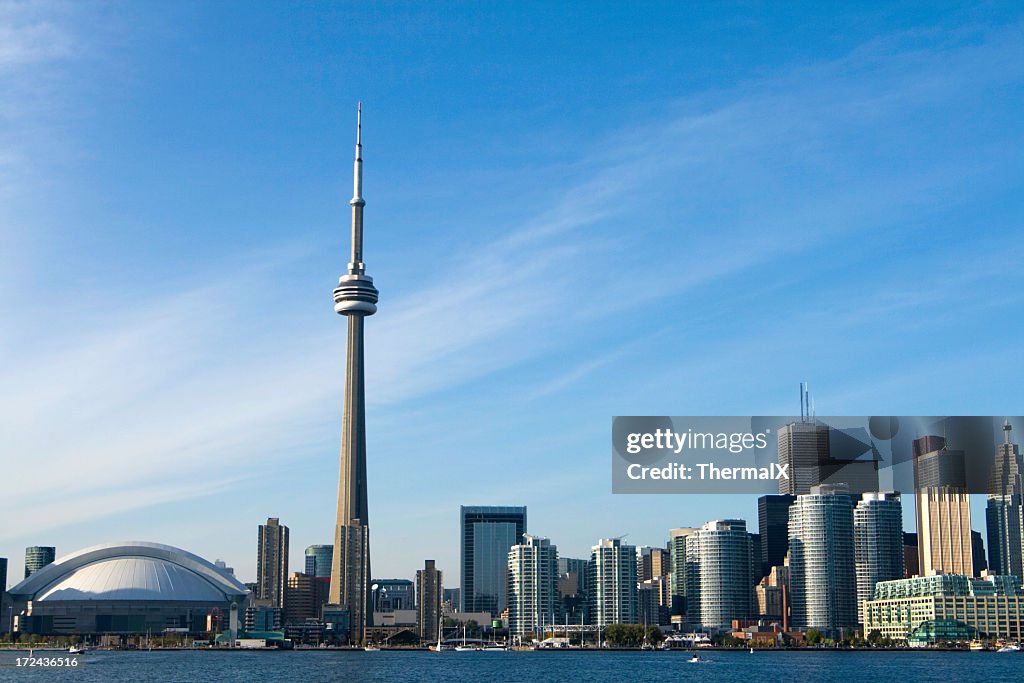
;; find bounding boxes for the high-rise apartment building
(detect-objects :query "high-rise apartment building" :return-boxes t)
[913,435,973,576]
[23,547,55,579]
[637,546,669,582]
[416,560,443,642]
[508,534,559,637]
[257,517,289,609]
[284,572,318,625]
[987,421,1024,580]
[589,538,638,628]
[684,519,754,629]
[788,484,857,634]
[460,506,527,616]
[854,492,904,621]
[668,527,697,620]
[305,545,333,578]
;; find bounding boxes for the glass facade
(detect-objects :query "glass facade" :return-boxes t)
[460,506,527,616]
[24,546,55,579]
[304,545,333,578]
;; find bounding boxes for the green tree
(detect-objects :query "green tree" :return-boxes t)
[806,628,824,646]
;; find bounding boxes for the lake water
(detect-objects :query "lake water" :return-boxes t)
[1,649,1022,682]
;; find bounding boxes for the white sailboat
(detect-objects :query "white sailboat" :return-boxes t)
[455,624,479,651]
[430,615,451,651]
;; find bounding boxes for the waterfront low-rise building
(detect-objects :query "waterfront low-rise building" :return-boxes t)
[862,573,1024,645]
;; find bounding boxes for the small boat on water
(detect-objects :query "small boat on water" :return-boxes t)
[454,625,480,651]
[481,643,510,651]
[363,644,381,652]
[688,654,704,663]
[997,644,1021,653]
[68,646,85,655]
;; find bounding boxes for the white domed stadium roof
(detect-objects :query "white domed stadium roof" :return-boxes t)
[9,541,249,604]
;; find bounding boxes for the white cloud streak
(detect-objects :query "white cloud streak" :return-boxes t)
[2,19,1021,574]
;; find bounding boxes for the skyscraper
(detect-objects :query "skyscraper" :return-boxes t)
[23,546,55,579]
[460,506,527,616]
[684,519,754,629]
[589,538,638,628]
[329,104,380,643]
[508,534,559,638]
[305,545,333,578]
[416,560,443,642]
[913,435,973,576]
[788,484,857,635]
[854,492,904,621]
[668,527,697,620]
[971,531,988,577]
[777,421,879,496]
[902,532,919,577]
[257,517,289,609]
[758,495,796,576]
[986,421,1024,580]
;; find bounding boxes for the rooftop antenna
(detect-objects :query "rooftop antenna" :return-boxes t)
[800,383,805,421]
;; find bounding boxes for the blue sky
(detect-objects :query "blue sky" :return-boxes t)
[2,1,1023,585]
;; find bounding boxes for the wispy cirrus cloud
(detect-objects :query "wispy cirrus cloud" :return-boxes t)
[2,18,1022,580]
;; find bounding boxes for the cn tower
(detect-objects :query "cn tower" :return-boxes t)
[328,103,378,643]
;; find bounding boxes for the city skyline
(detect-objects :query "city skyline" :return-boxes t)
[3,3,1024,584]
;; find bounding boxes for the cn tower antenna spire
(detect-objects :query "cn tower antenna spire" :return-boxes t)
[349,102,366,273]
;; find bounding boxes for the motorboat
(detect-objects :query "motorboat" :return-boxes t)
[481,643,510,651]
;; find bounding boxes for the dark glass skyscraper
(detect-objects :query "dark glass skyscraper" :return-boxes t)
[758,495,796,576]
[986,421,1024,580]
[304,545,333,578]
[460,506,526,616]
